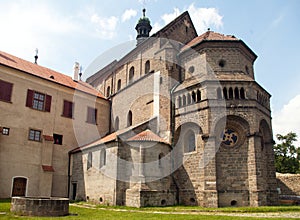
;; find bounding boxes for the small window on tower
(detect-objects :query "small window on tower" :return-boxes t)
[53,133,63,145]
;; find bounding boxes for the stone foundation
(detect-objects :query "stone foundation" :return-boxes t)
[10,197,69,216]
[126,189,176,207]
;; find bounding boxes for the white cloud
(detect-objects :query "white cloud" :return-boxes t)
[151,22,163,33]
[187,4,223,34]
[161,8,181,24]
[0,2,80,71]
[90,14,118,39]
[151,4,223,34]
[273,94,300,146]
[122,9,137,22]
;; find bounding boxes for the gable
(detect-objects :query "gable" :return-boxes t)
[153,11,197,45]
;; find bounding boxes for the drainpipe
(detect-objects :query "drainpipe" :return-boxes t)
[67,151,71,199]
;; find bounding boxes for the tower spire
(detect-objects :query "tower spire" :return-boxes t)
[135,8,152,46]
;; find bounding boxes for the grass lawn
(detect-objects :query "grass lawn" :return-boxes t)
[0,199,299,220]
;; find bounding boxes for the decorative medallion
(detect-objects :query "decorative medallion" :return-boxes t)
[221,128,238,147]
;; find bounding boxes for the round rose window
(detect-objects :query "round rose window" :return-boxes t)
[221,128,238,147]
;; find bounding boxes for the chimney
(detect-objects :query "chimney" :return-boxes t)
[73,62,80,81]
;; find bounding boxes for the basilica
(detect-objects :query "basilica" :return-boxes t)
[0,9,278,207]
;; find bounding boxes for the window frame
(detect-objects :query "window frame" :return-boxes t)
[53,133,63,145]
[26,89,51,112]
[33,91,45,111]
[28,129,42,142]
[145,60,150,74]
[87,152,92,170]
[2,127,10,135]
[127,110,133,127]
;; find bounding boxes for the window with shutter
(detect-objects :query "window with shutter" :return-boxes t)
[26,89,51,112]
[62,100,74,118]
[0,80,13,102]
[86,107,97,124]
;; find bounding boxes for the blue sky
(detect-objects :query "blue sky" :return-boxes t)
[0,0,299,143]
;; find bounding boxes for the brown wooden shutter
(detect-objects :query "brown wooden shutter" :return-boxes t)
[45,95,52,112]
[63,100,69,117]
[0,80,13,102]
[26,89,34,107]
[63,100,73,118]
[87,107,93,123]
[69,102,74,117]
[87,107,96,124]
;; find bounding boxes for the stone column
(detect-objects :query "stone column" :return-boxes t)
[139,144,144,178]
[201,135,218,208]
[247,133,267,206]
[265,140,279,205]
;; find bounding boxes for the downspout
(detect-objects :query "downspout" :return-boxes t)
[109,99,112,134]
[67,151,71,199]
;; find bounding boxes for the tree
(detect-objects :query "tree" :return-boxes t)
[274,132,300,174]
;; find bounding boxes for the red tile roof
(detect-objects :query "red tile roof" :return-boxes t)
[70,132,118,153]
[127,129,168,144]
[0,51,105,99]
[70,129,169,153]
[42,165,55,172]
[181,31,238,52]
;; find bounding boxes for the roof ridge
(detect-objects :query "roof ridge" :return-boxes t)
[0,50,105,99]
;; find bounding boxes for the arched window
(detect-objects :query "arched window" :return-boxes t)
[217,88,222,99]
[87,152,92,170]
[234,87,239,99]
[229,87,233,99]
[187,93,192,105]
[127,110,133,127]
[192,91,196,103]
[158,153,164,167]
[114,116,119,131]
[196,90,201,102]
[129,67,134,84]
[223,87,228,99]
[145,60,150,74]
[100,149,106,168]
[186,131,196,152]
[117,79,121,91]
[106,86,110,97]
[182,95,186,106]
[240,88,245,99]
[178,96,182,108]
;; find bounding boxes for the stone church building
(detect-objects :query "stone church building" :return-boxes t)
[70,10,278,207]
[0,10,278,208]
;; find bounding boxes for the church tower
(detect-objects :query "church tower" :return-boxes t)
[135,8,152,45]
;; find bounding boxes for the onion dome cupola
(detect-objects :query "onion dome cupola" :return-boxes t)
[135,8,152,45]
